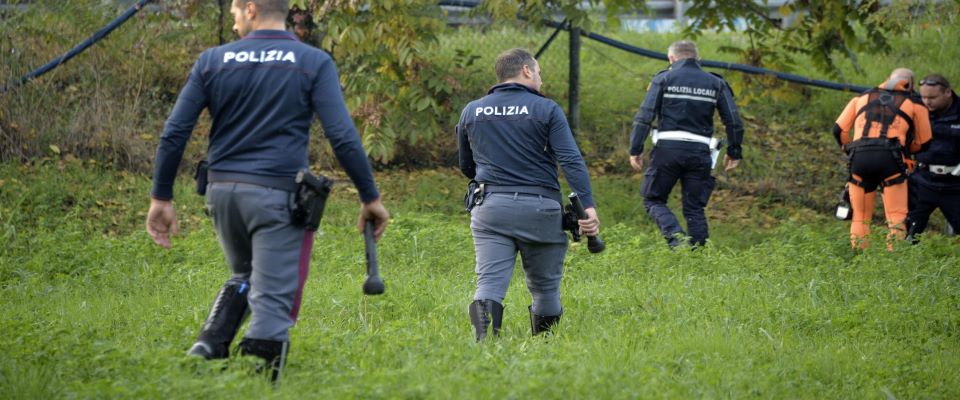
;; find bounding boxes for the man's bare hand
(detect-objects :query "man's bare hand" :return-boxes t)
[724,155,740,172]
[358,198,390,241]
[629,155,644,172]
[578,207,600,236]
[146,198,179,248]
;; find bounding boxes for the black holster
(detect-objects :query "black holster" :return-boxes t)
[463,180,484,213]
[194,160,209,196]
[290,170,333,231]
[562,205,580,241]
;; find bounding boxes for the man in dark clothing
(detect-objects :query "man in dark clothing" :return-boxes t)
[628,40,744,248]
[456,48,599,340]
[145,0,390,380]
[907,73,960,238]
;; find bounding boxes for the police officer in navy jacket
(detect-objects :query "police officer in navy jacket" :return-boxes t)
[908,74,960,238]
[457,48,600,340]
[628,40,744,248]
[145,0,389,379]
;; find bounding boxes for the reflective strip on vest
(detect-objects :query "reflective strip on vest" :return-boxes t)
[662,93,717,104]
[653,130,719,149]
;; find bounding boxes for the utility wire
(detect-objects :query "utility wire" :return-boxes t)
[581,39,648,80]
[2,0,153,93]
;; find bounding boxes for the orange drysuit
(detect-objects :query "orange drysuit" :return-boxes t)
[835,78,932,249]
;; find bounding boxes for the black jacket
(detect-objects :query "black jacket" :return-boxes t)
[917,91,960,166]
[457,83,595,208]
[629,58,744,159]
[152,30,377,202]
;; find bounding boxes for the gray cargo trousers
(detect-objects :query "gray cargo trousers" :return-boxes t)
[205,182,313,342]
[470,192,568,316]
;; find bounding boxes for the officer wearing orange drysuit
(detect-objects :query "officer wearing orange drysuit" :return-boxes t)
[833,68,932,249]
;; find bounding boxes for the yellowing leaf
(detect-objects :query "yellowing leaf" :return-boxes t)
[49,145,61,155]
[778,4,792,17]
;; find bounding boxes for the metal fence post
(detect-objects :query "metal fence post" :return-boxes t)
[568,26,581,136]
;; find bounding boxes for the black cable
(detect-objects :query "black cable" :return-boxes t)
[2,0,154,92]
[540,19,871,93]
[581,40,647,80]
[535,19,566,59]
[438,0,482,6]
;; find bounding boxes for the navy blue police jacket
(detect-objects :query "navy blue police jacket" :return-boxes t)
[457,83,595,208]
[629,58,744,159]
[151,30,378,202]
[917,91,960,166]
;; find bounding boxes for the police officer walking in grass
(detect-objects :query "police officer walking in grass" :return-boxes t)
[628,40,744,249]
[906,74,960,239]
[457,48,600,340]
[145,0,389,380]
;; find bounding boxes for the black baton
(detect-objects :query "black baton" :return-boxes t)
[362,220,385,295]
[569,193,605,253]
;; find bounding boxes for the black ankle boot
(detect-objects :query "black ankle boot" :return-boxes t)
[187,279,250,359]
[468,299,503,342]
[529,306,562,335]
[239,338,289,382]
[666,232,686,249]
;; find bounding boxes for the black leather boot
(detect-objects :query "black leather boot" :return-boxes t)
[468,299,503,342]
[187,278,250,359]
[666,232,686,249]
[239,338,289,383]
[904,218,920,245]
[529,306,562,336]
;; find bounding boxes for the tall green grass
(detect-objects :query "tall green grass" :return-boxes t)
[2,5,959,396]
[1,162,957,399]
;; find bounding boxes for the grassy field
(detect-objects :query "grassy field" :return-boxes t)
[1,161,958,399]
[3,2,959,398]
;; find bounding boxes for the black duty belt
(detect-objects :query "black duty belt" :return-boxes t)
[208,170,299,192]
[482,184,562,204]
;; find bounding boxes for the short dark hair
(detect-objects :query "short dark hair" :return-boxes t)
[495,48,536,82]
[235,0,288,20]
[920,74,951,90]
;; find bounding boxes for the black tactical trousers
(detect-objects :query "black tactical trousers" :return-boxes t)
[641,146,716,247]
[907,171,960,235]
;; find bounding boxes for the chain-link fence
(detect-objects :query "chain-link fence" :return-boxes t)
[1,0,228,170]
